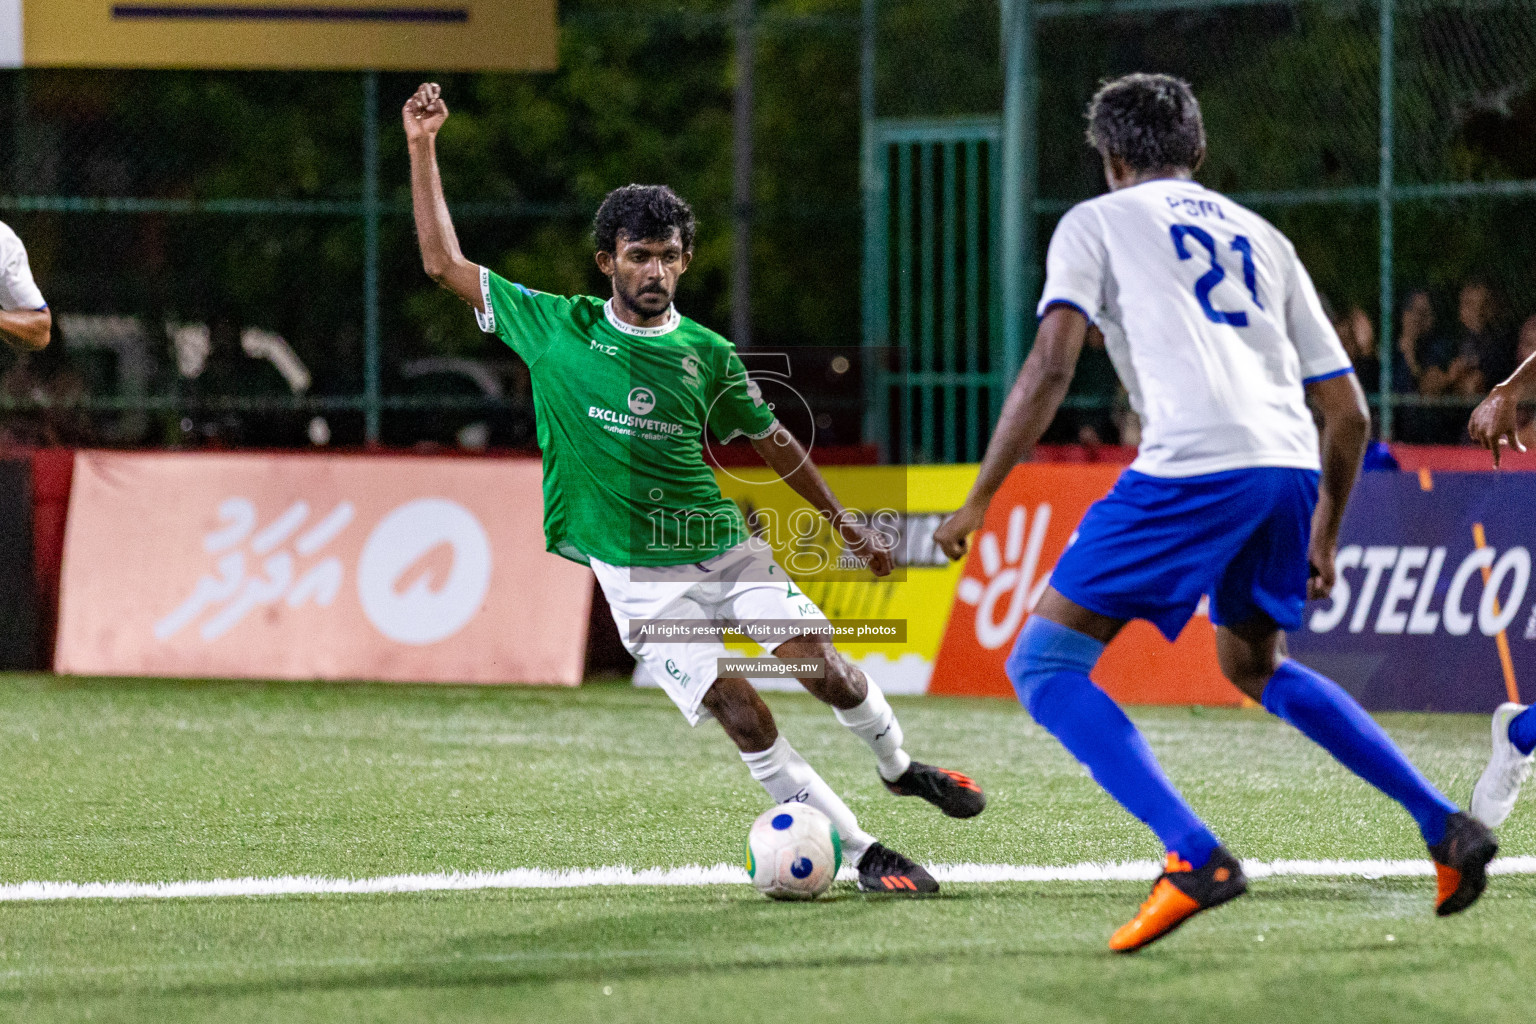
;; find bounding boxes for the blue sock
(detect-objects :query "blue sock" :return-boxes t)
[1007,617,1222,869]
[1510,706,1536,756]
[1263,659,1458,846]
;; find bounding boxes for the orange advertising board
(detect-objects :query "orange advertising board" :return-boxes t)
[55,452,592,684]
[929,464,1242,706]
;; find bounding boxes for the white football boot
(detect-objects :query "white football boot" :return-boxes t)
[1471,702,1534,828]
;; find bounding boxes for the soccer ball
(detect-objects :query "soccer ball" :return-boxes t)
[746,803,842,900]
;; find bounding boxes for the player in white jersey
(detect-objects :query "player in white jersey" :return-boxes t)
[0,221,51,351]
[1466,343,1536,826]
[935,73,1494,951]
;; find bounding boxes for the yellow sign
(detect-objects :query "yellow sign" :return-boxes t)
[715,465,978,695]
[18,0,557,71]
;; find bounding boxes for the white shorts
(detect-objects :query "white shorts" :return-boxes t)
[591,538,829,726]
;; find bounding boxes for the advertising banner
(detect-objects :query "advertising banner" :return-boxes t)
[1289,471,1536,712]
[9,0,556,71]
[929,465,1240,706]
[56,452,592,684]
[714,464,978,695]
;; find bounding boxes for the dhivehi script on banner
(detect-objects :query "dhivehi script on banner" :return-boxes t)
[55,451,591,684]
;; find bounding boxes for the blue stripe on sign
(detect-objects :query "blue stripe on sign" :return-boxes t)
[112,5,468,22]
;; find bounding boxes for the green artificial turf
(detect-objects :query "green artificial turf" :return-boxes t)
[0,674,1531,1023]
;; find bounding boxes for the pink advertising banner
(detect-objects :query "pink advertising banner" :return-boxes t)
[55,452,592,684]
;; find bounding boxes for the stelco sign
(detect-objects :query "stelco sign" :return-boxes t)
[1289,472,1536,713]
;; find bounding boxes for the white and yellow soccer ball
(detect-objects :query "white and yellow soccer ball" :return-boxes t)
[746,803,841,900]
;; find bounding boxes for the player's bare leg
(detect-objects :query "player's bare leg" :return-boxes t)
[772,633,985,818]
[700,677,938,894]
[1217,616,1496,917]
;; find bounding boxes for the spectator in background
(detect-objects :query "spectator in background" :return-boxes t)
[1388,291,1443,445]
[1064,324,1122,447]
[1394,290,1443,392]
[1331,301,1379,393]
[1423,281,1514,400]
[0,333,89,447]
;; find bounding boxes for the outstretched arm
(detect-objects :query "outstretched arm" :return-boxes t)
[1305,372,1370,600]
[404,83,483,312]
[0,308,49,351]
[750,424,894,577]
[932,305,1089,561]
[1469,351,1536,467]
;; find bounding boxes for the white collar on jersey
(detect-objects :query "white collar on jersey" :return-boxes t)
[604,298,681,337]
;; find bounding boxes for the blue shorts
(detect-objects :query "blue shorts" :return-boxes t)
[1050,467,1320,642]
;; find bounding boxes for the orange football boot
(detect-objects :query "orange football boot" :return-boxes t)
[1430,812,1498,917]
[1109,846,1247,953]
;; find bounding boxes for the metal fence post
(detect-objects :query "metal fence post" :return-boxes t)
[1378,0,1396,441]
[11,74,24,193]
[999,0,1034,411]
[860,0,890,457]
[363,70,382,446]
[732,0,755,349]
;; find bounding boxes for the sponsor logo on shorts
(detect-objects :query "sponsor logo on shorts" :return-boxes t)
[665,658,692,686]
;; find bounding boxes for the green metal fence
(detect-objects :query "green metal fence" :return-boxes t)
[0,4,869,452]
[5,0,1534,460]
[863,117,1002,463]
[863,0,1536,460]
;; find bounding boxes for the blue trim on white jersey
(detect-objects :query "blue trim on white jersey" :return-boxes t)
[1302,366,1355,386]
[1037,298,1095,325]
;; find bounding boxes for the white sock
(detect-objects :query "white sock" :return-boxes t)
[740,736,875,862]
[834,673,912,783]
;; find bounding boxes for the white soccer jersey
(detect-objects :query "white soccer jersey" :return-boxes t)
[0,220,46,312]
[1038,178,1352,478]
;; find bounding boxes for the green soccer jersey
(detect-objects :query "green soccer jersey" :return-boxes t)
[477,267,776,567]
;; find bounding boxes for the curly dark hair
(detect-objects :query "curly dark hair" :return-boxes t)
[592,184,698,254]
[1085,73,1206,174]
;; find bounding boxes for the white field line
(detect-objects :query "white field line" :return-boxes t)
[2,856,1535,902]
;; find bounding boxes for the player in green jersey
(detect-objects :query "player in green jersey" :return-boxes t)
[405,83,985,895]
